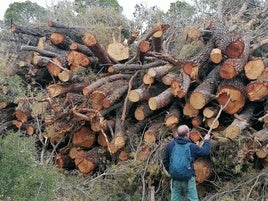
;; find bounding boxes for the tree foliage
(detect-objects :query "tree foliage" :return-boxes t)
[3,1,48,26]
[74,0,122,13]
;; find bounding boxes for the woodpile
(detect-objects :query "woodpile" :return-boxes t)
[2,20,267,181]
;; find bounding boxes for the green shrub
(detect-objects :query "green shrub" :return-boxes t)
[0,131,64,201]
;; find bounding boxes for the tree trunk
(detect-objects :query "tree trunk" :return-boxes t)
[74,146,109,176]
[162,72,178,86]
[209,21,245,58]
[165,102,182,129]
[223,102,257,139]
[83,32,112,65]
[189,65,221,110]
[102,85,128,108]
[183,39,214,79]
[83,74,131,96]
[148,88,174,111]
[171,70,191,98]
[70,42,94,57]
[108,60,166,74]
[219,35,251,79]
[90,79,127,110]
[147,64,174,79]
[50,32,73,50]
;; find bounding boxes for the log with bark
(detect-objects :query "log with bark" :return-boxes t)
[219,35,251,79]
[7,19,268,182]
[208,21,245,58]
[83,32,112,65]
[183,39,214,79]
[189,65,221,110]
[223,102,258,139]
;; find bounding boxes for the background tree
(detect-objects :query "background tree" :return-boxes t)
[3,1,48,26]
[74,0,122,13]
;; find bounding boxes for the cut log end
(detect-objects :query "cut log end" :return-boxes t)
[220,63,236,79]
[244,60,265,80]
[165,115,179,128]
[190,130,202,143]
[50,32,65,45]
[109,136,126,154]
[83,33,97,46]
[148,98,158,111]
[246,81,268,101]
[194,158,212,183]
[190,92,206,110]
[183,62,194,76]
[217,87,246,114]
[210,48,223,64]
[225,38,245,58]
[128,90,141,102]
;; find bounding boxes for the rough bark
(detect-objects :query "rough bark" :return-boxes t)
[82,74,131,96]
[209,21,245,58]
[183,39,214,79]
[223,102,258,139]
[189,65,221,110]
[50,32,73,50]
[90,79,128,110]
[165,102,182,129]
[171,70,191,98]
[219,35,251,79]
[83,32,112,65]
[148,88,174,111]
[69,42,94,57]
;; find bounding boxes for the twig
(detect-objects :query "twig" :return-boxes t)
[207,97,231,136]
[258,113,268,122]
[121,70,141,124]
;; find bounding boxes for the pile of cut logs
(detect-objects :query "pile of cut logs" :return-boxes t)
[2,19,267,182]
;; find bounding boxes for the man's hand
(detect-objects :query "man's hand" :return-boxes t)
[204,134,211,140]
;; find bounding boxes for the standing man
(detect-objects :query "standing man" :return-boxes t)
[162,125,211,201]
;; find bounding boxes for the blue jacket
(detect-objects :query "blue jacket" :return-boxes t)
[162,136,211,173]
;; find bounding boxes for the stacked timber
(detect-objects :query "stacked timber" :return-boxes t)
[2,19,267,180]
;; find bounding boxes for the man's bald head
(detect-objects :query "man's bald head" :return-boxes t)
[177,125,190,137]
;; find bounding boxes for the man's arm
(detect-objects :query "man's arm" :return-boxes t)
[192,134,211,157]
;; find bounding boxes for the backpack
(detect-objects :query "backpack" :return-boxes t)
[169,142,194,181]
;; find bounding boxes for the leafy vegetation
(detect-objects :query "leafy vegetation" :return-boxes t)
[3,1,48,26]
[0,131,64,201]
